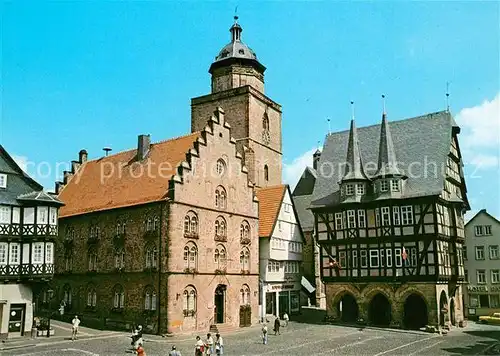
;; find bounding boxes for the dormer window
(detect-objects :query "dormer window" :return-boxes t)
[0,174,6,188]
[346,184,354,196]
[380,180,389,192]
[356,184,365,195]
[391,180,400,192]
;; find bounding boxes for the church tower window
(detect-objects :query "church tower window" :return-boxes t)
[264,165,269,182]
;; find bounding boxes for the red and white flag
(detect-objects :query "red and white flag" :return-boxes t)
[402,247,408,261]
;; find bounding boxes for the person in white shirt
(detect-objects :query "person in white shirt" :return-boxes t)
[283,312,289,326]
[195,336,204,356]
[215,333,223,355]
[262,324,268,344]
[205,333,214,355]
[71,315,80,340]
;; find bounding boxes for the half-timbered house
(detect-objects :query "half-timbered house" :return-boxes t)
[310,108,469,330]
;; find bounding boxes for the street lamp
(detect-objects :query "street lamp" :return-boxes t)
[46,289,65,338]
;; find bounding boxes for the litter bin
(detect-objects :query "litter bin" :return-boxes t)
[31,327,38,339]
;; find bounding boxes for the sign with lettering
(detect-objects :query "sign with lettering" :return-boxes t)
[267,282,300,292]
[467,285,488,292]
[491,286,500,292]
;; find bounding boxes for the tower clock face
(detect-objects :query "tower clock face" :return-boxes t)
[262,130,271,145]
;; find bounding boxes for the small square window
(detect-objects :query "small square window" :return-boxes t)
[346,184,354,196]
[391,180,400,192]
[0,174,6,189]
[356,184,365,195]
[380,180,389,192]
[475,226,484,236]
[485,225,492,235]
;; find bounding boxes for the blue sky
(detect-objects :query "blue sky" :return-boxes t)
[1,1,499,219]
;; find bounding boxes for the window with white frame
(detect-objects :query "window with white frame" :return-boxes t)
[381,207,391,226]
[356,184,365,195]
[88,249,97,271]
[215,186,227,209]
[45,243,53,264]
[33,243,43,264]
[145,245,157,269]
[386,248,393,267]
[240,248,250,271]
[284,204,291,213]
[0,243,6,265]
[474,226,483,236]
[214,244,227,269]
[115,248,125,269]
[357,210,366,228]
[9,243,20,265]
[380,249,385,267]
[37,207,48,224]
[113,285,125,309]
[491,270,500,284]
[380,180,389,192]
[335,213,343,230]
[339,251,346,268]
[490,245,499,260]
[375,208,380,227]
[183,243,197,270]
[183,286,197,313]
[215,216,227,238]
[87,288,97,307]
[393,206,400,225]
[0,206,11,223]
[347,210,356,228]
[49,207,57,225]
[369,250,379,268]
[346,184,354,196]
[395,248,402,267]
[240,285,251,305]
[477,270,486,284]
[401,206,414,225]
[410,247,418,267]
[24,207,34,224]
[485,225,492,235]
[360,250,368,267]
[144,287,157,311]
[475,246,485,260]
[391,180,400,192]
[352,250,358,268]
[0,174,7,188]
[63,286,72,306]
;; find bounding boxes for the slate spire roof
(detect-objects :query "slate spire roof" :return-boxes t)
[341,119,370,182]
[374,110,405,178]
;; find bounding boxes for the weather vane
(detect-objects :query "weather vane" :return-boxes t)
[234,6,238,22]
[446,82,450,112]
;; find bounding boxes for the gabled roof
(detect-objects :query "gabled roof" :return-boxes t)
[311,111,458,208]
[292,166,317,232]
[58,133,200,218]
[255,185,287,238]
[465,209,500,227]
[0,145,62,206]
[292,166,317,197]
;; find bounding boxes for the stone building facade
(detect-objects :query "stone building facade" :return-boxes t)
[52,17,282,335]
[310,109,469,330]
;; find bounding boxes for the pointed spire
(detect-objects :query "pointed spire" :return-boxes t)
[342,118,369,182]
[375,95,404,178]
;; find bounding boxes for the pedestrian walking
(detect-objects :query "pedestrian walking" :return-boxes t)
[205,333,214,355]
[215,333,223,355]
[71,315,80,341]
[195,336,204,356]
[283,312,289,327]
[169,345,182,356]
[261,324,268,344]
[274,316,281,335]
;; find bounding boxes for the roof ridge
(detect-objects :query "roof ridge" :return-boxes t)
[327,110,451,136]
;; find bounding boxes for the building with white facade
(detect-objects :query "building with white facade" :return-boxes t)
[464,209,500,319]
[256,185,307,320]
[0,145,63,338]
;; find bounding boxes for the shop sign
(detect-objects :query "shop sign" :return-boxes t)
[491,286,500,292]
[270,283,299,292]
[467,285,488,292]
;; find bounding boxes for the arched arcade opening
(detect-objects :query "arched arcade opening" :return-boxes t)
[369,293,392,327]
[336,293,359,323]
[403,293,428,330]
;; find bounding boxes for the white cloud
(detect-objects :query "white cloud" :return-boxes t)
[12,155,28,173]
[283,148,316,189]
[456,93,500,171]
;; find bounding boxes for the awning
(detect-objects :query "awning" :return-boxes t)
[301,276,315,294]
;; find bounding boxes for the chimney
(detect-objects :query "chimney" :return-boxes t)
[137,134,151,161]
[79,149,88,163]
[313,149,321,170]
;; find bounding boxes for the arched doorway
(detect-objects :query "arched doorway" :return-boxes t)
[403,293,428,330]
[337,293,359,322]
[439,291,447,327]
[214,285,226,324]
[369,293,392,327]
[449,298,456,326]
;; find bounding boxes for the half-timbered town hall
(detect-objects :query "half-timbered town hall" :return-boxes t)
[309,107,469,330]
[51,17,283,335]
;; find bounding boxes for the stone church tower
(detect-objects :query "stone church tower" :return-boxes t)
[191,16,282,188]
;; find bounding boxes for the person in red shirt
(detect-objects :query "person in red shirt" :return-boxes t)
[136,344,146,356]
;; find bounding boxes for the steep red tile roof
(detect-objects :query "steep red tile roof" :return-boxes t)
[255,185,286,238]
[59,133,200,218]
